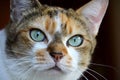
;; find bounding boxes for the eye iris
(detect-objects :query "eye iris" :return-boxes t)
[68,36,83,47]
[30,30,45,42]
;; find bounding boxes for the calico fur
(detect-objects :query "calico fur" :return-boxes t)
[0,0,108,80]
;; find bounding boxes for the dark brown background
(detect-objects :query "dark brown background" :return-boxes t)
[0,0,120,80]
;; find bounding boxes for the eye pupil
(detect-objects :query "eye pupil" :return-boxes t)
[74,38,76,42]
[36,32,40,37]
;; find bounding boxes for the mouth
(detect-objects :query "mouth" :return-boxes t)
[48,66,62,72]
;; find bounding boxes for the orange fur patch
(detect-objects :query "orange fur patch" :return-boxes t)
[45,16,57,34]
[36,49,46,62]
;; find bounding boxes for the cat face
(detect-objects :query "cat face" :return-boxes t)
[4,0,108,80]
[6,8,93,79]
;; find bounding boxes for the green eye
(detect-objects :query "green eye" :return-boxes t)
[30,29,46,42]
[67,35,83,47]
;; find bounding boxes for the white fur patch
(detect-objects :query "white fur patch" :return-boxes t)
[0,29,6,51]
[0,29,12,80]
[54,13,62,33]
[32,42,47,52]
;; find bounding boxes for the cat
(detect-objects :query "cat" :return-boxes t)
[0,0,109,80]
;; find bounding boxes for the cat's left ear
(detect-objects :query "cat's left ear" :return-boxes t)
[76,0,109,36]
[10,0,42,22]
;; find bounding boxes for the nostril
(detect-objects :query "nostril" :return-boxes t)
[50,52,63,62]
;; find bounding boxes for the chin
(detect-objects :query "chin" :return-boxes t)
[32,69,82,80]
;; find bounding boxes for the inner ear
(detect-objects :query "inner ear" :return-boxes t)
[76,0,109,36]
[10,0,42,22]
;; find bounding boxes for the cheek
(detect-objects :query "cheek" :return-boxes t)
[31,43,47,61]
[66,47,81,67]
[31,43,54,63]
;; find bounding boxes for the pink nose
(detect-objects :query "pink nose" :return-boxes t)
[50,52,63,62]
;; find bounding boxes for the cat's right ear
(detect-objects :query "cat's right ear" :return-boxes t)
[10,0,42,22]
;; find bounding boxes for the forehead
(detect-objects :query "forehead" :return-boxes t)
[27,10,87,36]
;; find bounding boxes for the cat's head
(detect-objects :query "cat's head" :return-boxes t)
[5,0,108,80]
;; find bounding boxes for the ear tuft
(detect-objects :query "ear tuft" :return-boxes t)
[76,0,109,36]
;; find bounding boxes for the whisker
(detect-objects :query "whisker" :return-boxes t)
[81,73,89,80]
[90,63,116,71]
[6,49,29,55]
[24,65,33,73]
[6,56,31,61]
[79,71,89,80]
[5,49,20,53]
[85,70,99,80]
[7,61,30,70]
[87,68,108,80]
[15,61,30,66]
[19,64,34,79]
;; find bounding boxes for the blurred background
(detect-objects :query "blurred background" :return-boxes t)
[0,0,120,80]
